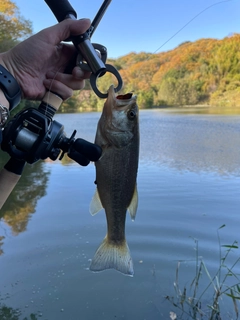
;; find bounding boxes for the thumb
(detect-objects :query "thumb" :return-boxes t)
[39,19,91,45]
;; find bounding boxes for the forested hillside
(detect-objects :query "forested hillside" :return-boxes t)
[65,33,240,111]
[1,0,240,110]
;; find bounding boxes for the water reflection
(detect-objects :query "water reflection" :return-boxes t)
[159,105,240,115]
[139,109,240,176]
[0,235,4,255]
[54,110,240,176]
[0,302,39,319]
[0,110,239,319]
[0,151,50,251]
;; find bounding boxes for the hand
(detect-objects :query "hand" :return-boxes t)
[0,19,91,101]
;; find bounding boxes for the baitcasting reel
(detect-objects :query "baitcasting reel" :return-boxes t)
[1,92,101,166]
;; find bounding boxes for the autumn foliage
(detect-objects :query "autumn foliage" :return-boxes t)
[71,34,240,110]
[1,0,240,109]
[0,0,32,51]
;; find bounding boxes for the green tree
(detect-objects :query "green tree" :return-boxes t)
[0,151,50,236]
[0,0,32,52]
[138,89,155,108]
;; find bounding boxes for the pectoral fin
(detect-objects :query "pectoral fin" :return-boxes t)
[89,188,103,215]
[128,184,138,221]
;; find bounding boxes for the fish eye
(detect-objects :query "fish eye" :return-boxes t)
[127,109,136,120]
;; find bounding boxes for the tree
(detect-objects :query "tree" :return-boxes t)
[0,0,32,52]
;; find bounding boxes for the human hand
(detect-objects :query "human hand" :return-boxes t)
[0,19,91,101]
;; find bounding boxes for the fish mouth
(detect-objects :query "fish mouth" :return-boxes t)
[108,84,134,101]
[106,85,136,114]
[116,92,133,101]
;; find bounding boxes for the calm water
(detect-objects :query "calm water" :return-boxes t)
[0,108,240,319]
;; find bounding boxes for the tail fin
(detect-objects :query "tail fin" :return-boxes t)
[89,236,134,276]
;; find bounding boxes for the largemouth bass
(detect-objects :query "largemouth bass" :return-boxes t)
[89,85,139,276]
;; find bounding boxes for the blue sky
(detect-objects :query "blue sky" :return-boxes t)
[14,0,240,58]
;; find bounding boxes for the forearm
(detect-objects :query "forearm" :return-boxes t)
[0,89,10,110]
[0,52,8,70]
[0,54,11,111]
[0,53,22,113]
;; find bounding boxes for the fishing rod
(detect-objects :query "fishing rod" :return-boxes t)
[0,0,121,209]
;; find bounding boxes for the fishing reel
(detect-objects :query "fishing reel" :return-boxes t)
[1,92,101,166]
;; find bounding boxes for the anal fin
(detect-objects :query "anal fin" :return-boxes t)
[128,184,138,221]
[89,188,103,215]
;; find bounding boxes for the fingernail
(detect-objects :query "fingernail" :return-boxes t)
[79,18,91,22]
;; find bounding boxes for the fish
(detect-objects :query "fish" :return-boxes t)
[89,85,139,276]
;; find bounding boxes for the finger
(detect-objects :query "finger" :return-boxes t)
[72,66,91,80]
[43,78,73,101]
[39,19,91,45]
[46,71,86,90]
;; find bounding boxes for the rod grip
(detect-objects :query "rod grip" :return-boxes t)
[0,169,21,209]
[42,91,63,111]
[0,158,25,210]
[44,0,77,22]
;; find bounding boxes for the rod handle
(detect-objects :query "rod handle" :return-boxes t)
[44,0,77,22]
[42,91,63,111]
[0,169,21,209]
[0,158,25,210]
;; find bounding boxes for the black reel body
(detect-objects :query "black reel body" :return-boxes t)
[1,103,101,166]
[2,106,67,164]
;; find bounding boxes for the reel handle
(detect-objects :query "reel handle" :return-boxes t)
[67,138,102,166]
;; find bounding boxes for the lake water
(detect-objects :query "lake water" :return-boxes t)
[0,108,240,319]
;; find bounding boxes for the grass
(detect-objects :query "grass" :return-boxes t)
[165,225,240,319]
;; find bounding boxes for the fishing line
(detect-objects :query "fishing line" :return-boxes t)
[152,0,234,54]
[45,67,62,114]
[46,1,234,98]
